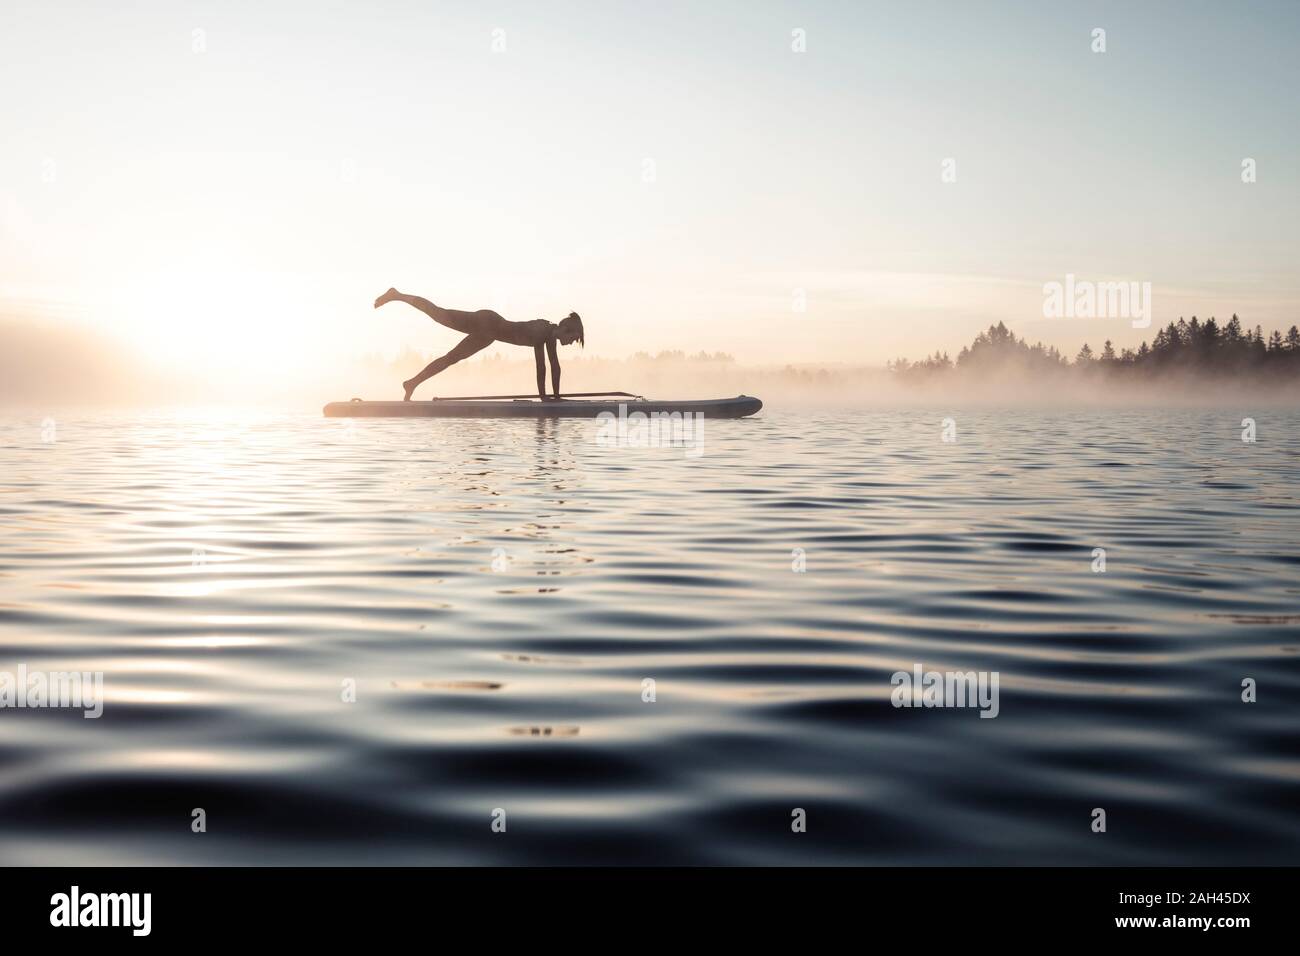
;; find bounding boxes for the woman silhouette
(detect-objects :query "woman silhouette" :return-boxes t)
[374,288,584,401]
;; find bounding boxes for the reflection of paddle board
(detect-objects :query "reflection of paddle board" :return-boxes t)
[324,395,763,419]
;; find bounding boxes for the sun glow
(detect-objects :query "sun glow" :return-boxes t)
[105,267,313,384]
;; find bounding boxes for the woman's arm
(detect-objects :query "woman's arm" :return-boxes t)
[534,345,548,400]
[546,339,561,398]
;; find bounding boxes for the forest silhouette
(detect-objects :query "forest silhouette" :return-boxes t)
[890,315,1300,382]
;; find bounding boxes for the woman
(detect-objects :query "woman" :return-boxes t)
[374,288,584,401]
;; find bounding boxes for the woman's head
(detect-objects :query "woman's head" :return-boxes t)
[557,312,584,347]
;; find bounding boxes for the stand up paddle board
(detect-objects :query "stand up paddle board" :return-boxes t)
[323,393,762,419]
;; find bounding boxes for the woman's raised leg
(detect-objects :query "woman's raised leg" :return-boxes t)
[375,288,485,336]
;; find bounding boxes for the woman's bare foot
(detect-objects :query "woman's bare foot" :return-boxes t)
[374,287,399,309]
[402,378,417,401]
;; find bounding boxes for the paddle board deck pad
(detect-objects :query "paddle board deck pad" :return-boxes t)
[324,395,762,419]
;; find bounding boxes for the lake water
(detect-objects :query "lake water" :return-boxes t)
[1,407,1297,865]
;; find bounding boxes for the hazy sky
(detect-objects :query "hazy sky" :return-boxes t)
[2,0,1297,385]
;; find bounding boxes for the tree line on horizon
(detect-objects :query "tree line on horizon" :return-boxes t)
[890,316,1300,380]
